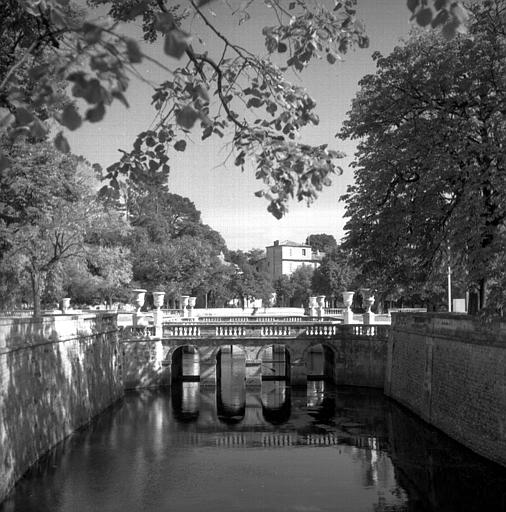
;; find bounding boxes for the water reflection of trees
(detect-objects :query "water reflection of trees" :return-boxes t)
[4,385,506,512]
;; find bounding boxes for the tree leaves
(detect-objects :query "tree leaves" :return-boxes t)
[0,153,11,172]
[126,39,143,63]
[407,0,420,13]
[175,105,199,129]
[174,139,187,151]
[409,0,468,38]
[54,131,70,153]
[416,7,433,26]
[61,104,82,130]
[85,102,105,123]
[340,14,506,311]
[164,29,191,59]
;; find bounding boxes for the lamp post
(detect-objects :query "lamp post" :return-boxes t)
[447,264,452,313]
[447,244,452,312]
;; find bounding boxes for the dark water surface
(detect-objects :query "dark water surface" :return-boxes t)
[2,354,506,512]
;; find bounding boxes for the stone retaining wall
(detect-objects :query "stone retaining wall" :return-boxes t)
[0,314,123,502]
[385,313,506,468]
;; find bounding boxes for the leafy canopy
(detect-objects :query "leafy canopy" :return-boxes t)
[340,0,506,309]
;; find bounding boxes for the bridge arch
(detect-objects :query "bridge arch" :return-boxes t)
[302,342,337,384]
[170,344,200,382]
[257,343,292,382]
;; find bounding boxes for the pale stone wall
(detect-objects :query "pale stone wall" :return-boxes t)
[0,314,123,502]
[385,313,506,468]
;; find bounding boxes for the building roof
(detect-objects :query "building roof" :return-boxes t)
[268,240,311,248]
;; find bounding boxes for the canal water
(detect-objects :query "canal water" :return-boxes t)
[2,353,506,512]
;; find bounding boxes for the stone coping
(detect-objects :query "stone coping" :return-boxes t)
[391,312,506,346]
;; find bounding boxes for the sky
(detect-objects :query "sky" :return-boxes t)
[68,0,410,251]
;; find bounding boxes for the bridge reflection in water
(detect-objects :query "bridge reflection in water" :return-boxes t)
[3,355,506,512]
[170,342,334,385]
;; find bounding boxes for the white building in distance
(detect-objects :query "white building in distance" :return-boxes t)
[262,240,324,281]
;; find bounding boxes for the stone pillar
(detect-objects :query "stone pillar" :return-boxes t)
[290,358,308,387]
[199,346,216,387]
[245,359,262,387]
[181,295,190,318]
[152,291,165,337]
[342,291,355,325]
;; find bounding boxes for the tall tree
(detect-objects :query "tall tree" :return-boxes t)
[64,208,133,307]
[289,265,314,307]
[228,250,273,308]
[305,233,338,253]
[0,140,100,315]
[273,275,294,307]
[340,1,506,311]
[311,247,358,301]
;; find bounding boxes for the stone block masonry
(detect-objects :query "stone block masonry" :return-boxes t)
[385,313,506,468]
[0,314,123,503]
[120,327,388,389]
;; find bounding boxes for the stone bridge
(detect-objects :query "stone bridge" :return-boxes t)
[120,320,389,389]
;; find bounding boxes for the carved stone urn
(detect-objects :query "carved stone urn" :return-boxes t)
[152,291,165,309]
[180,295,190,317]
[61,297,71,312]
[132,289,147,313]
[365,295,375,313]
[342,291,355,311]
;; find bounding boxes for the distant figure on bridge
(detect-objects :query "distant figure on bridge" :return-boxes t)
[251,307,258,316]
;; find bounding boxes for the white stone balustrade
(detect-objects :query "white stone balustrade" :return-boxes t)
[165,325,201,337]
[305,325,339,336]
[215,325,246,337]
[260,325,291,337]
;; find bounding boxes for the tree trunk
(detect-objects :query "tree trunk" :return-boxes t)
[30,271,44,318]
[479,277,487,310]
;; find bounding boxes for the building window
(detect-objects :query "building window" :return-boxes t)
[289,249,292,256]
[302,249,306,256]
